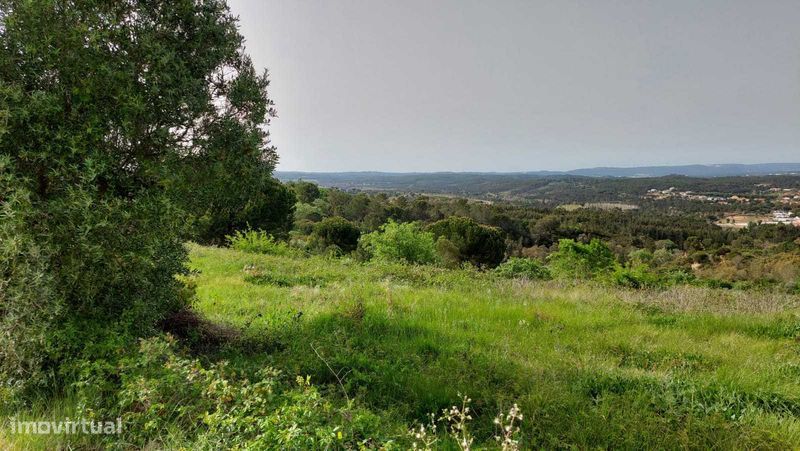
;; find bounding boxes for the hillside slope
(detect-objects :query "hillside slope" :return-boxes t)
[186,244,800,448]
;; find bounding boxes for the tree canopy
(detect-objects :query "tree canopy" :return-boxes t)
[0,0,285,395]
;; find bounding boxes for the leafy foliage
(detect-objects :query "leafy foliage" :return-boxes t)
[359,220,438,264]
[75,335,394,449]
[494,257,551,280]
[227,229,293,255]
[287,180,322,204]
[427,217,506,267]
[180,172,296,244]
[610,265,663,289]
[312,216,361,253]
[549,239,618,279]
[0,0,288,397]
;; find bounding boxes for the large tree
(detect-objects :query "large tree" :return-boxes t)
[0,0,281,395]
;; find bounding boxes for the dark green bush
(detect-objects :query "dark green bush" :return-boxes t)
[180,174,296,245]
[312,217,361,253]
[610,265,662,289]
[427,216,506,267]
[435,237,462,268]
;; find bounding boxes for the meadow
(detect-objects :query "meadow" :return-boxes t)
[188,244,800,448]
[4,242,800,449]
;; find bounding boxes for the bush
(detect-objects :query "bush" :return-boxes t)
[495,258,552,280]
[435,237,462,268]
[312,217,361,253]
[549,239,617,279]
[359,220,438,265]
[427,216,506,267]
[627,249,654,267]
[664,269,696,285]
[610,265,662,289]
[227,229,293,255]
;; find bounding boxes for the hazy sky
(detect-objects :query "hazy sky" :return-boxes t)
[229,0,800,172]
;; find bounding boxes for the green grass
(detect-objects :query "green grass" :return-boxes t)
[186,244,800,448]
[5,243,800,449]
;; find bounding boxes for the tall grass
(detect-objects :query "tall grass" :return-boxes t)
[184,244,800,448]
[5,244,800,449]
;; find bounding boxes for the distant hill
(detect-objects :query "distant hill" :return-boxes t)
[563,163,800,178]
[277,163,800,184]
[276,164,800,204]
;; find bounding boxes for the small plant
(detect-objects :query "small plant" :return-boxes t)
[494,403,524,451]
[226,229,292,255]
[441,394,475,451]
[495,257,551,280]
[74,335,393,449]
[410,395,525,450]
[409,413,439,450]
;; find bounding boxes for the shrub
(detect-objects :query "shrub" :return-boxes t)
[664,269,696,285]
[610,265,662,289]
[652,248,676,266]
[227,229,292,255]
[312,217,361,253]
[427,216,506,267]
[0,162,57,399]
[549,239,617,279]
[359,220,438,265]
[627,249,654,267]
[495,258,551,280]
[435,237,462,268]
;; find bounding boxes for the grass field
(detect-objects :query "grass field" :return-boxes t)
[186,244,800,448]
[5,243,800,449]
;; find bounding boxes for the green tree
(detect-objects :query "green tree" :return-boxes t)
[0,0,277,395]
[427,216,506,267]
[312,217,361,253]
[288,181,322,204]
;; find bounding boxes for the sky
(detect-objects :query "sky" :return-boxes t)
[229,0,800,172]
